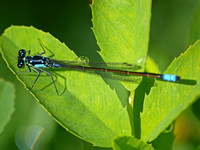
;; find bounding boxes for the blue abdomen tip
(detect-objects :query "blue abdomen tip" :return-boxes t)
[162,74,180,82]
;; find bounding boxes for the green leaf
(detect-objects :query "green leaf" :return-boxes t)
[145,56,161,74]
[112,136,154,150]
[0,78,15,134]
[141,40,200,142]
[91,0,152,91]
[0,0,153,147]
[0,26,131,147]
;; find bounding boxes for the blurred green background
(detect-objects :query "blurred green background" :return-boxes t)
[0,0,200,149]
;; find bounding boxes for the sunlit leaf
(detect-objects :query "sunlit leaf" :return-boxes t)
[91,0,152,90]
[0,26,131,147]
[141,41,200,142]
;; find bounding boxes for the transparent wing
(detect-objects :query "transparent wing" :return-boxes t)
[52,60,142,72]
[51,60,143,82]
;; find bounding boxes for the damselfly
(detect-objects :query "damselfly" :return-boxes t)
[17,43,180,95]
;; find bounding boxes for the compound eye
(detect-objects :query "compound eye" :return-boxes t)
[17,62,24,68]
[18,49,26,57]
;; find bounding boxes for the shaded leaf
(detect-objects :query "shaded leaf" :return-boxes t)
[113,136,154,150]
[0,78,15,134]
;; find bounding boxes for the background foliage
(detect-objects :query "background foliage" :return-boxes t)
[0,0,200,150]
